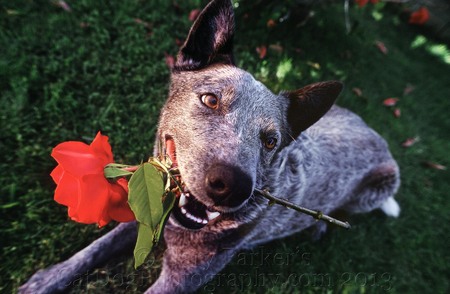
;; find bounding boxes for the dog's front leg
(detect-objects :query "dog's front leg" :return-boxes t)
[19,221,137,294]
[146,229,241,294]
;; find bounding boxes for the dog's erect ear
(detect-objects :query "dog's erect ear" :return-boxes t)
[285,81,343,137]
[174,0,235,71]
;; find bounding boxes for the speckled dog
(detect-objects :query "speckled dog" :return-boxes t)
[20,0,400,293]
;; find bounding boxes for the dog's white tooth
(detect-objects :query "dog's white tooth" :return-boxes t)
[179,193,187,207]
[186,213,202,224]
[202,219,208,225]
[206,210,221,221]
[180,207,187,215]
[186,212,196,221]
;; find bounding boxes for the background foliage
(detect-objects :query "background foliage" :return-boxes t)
[1,0,448,293]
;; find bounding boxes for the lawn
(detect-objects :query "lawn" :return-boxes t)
[1,0,449,293]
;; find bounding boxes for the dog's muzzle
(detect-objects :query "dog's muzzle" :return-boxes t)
[164,136,253,230]
[204,163,253,208]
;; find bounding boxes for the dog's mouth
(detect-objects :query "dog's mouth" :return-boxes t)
[165,136,221,230]
[173,191,221,230]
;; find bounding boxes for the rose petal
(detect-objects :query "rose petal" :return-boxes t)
[108,199,135,223]
[75,174,111,225]
[401,137,419,148]
[67,206,79,221]
[108,179,128,208]
[97,218,110,228]
[50,165,64,184]
[188,9,201,22]
[422,161,446,170]
[375,41,388,55]
[352,88,363,97]
[108,204,135,223]
[89,132,113,164]
[53,171,80,208]
[256,45,267,59]
[107,178,134,222]
[383,98,399,107]
[52,141,104,176]
[116,177,129,193]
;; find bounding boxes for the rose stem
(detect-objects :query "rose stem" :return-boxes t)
[254,188,351,229]
[122,166,140,172]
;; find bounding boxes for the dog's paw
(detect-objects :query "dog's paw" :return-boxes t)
[380,197,401,218]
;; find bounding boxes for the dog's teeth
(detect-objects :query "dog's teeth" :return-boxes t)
[185,212,202,224]
[178,194,218,225]
[206,210,221,221]
[179,193,188,207]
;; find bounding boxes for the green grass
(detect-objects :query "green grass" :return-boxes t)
[1,1,449,293]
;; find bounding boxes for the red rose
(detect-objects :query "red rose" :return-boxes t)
[50,132,135,227]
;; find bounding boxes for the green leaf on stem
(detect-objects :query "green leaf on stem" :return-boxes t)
[133,222,155,268]
[154,191,176,243]
[128,163,164,228]
[104,163,134,179]
[128,162,165,268]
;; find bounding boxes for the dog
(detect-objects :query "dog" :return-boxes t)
[19,0,401,293]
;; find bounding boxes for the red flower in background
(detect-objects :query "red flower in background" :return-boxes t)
[409,7,429,25]
[189,9,201,22]
[355,0,369,7]
[355,0,379,8]
[51,132,135,227]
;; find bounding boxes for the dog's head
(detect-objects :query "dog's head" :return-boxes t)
[156,0,342,230]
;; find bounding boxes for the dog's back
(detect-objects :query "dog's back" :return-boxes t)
[244,105,400,247]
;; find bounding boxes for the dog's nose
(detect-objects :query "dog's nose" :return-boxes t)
[204,164,253,207]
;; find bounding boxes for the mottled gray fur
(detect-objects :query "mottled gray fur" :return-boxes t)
[19,0,400,293]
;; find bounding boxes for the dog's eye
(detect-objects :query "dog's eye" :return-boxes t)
[264,137,277,150]
[200,94,219,110]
